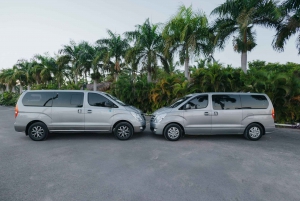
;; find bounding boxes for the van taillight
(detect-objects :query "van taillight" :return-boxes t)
[272,108,275,120]
[15,105,18,118]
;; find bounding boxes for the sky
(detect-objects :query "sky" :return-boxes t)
[0,0,298,70]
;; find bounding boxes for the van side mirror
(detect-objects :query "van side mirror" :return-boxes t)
[105,101,114,108]
[185,104,191,110]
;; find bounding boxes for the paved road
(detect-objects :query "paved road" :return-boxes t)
[0,105,300,201]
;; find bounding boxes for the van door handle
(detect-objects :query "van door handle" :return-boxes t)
[214,112,218,116]
[87,110,92,113]
[204,112,209,116]
[78,109,82,113]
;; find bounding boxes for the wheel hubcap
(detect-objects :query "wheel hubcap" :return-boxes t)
[117,126,130,138]
[168,127,180,139]
[31,126,44,138]
[249,127,261,138]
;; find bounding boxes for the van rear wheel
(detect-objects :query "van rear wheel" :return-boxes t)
[244,123,263,141]
[114,122,133,140]
[28,122,49,141]
[164,124,182,141]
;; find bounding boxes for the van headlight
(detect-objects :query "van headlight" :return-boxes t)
[154,113,166,123]
[130,112,143,122]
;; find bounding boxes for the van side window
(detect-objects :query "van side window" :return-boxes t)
[187,95,208,109]
[241,95,269,109]
[212,95,241,110]
[88,93,113,107]
[22,92,54,107]
[52,92,83,107]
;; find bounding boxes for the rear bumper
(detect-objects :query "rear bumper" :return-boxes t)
[14,122,26,132]
[265,126,276,134]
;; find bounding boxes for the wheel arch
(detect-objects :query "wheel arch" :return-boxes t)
[25,120,47,136]
[112,120,134,132]
[245,122,265,135]
[163,122,185,136]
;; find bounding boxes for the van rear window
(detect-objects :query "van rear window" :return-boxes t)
[22,92,54,107]
[240,95,269,109]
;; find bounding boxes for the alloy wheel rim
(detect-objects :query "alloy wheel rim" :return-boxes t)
[117,126,130,138]
[168,127,180,139]
[31,126,44,138]
[249,127,261,138]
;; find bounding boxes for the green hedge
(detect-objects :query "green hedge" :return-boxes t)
[0,92,20,106]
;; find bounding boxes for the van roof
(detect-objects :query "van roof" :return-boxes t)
[189,92,267,96]
[23,90,106,93]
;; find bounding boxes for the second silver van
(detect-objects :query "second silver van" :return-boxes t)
[14,90,146,141]
[150,93,275,141]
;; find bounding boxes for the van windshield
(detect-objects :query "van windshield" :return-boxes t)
[168,95,192,108]
[105,94,127,106]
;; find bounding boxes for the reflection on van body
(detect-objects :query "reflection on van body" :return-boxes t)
[150,93,275,141]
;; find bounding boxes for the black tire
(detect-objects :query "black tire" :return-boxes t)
[164,124,182,141]
[28,122,49,141]
[244,123,263,141]
[114,122,133,140]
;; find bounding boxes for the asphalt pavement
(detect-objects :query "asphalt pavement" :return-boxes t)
[0,105,300,201]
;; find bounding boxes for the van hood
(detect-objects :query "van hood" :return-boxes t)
[125,105,143,114]
[152,107,173,115]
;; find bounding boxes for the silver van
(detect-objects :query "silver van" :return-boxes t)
[150,93,275,141]
[14,90,146,141]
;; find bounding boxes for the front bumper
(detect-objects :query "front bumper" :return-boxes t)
[133,120,146,133]
[150,121,164,135]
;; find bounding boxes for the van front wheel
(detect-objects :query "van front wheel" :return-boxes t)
[28,122,49,141]
[164,124,182,141]
[114,122,133,140]
[244,123,263,141]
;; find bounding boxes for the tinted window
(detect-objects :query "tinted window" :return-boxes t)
[22,92,54,107]
[88,93,113,107]
[169,95,193,108]
[212,95,241,110]
[52,92,83,107]
[241,95,269,109]
[187,95,208,109]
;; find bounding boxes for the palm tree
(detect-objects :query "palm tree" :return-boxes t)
[13,60,35,90]
[96,30,130,81]
[56,55,71,89]
[211,0,280,73]
[59,40,82,84]
[273,0,300,54]
[0,69,16,92]
[125,19,166,82]
[33,54,57,85]
[78,43,104,91]
[163,5,211,81]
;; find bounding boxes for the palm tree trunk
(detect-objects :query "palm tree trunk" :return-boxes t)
[74,75,78,85]
[5,84,9,92]
[28,84,31,90]
[93,79,97,91]
[147,72,152,83]
[19,85,23,93]
[114,73,118,82]
[185,57,190,81]
[241,52,247,74]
